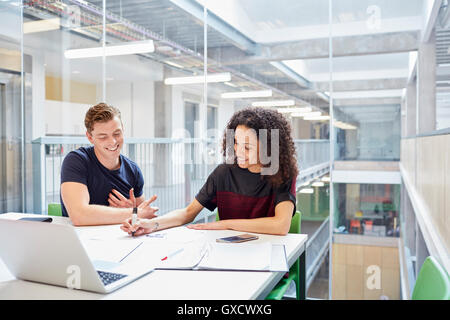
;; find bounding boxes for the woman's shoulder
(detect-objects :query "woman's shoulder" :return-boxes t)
[212,163,233,176]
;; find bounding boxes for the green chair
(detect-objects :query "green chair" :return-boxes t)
[265,210,302,300]
[48,203,62,217]
[214,209,303,300]
[412,256,450,300]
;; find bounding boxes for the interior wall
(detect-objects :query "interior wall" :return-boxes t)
[332,242,400,300]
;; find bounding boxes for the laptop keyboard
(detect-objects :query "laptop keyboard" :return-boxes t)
[97,271,127,286]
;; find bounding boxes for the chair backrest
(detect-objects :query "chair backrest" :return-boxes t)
[47,203,62,217]
[289,211,301,234]
[412,256,450,300]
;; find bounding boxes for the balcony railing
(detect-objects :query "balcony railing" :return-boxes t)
[32,136,330,218]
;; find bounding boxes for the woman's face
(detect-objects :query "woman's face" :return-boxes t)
[234,125,261,172]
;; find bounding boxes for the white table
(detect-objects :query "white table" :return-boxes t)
[0,213,307,300]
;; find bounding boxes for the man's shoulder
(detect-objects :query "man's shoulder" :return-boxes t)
[64,147,92,161]
[120,154,142,174]
[62,147,93,167]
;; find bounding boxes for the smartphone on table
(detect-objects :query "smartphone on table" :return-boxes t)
[216,233,259,243]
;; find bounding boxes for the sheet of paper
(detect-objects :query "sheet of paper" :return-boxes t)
[80,239,144,263]
[135,240,207,270]
[76,225,129,241]
[270,244,289,272]
[76,225,206,244]
[197,242,272,271]
[144,227,206,244]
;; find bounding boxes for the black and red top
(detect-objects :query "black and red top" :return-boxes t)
[195,164,297,220]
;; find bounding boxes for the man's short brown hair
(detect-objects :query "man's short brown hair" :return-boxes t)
[85,103,122,133]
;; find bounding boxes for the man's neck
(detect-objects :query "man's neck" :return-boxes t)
[93,148,121,171]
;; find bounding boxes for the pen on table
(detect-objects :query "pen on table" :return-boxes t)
[161,248,184,261]
[119,242,143,263]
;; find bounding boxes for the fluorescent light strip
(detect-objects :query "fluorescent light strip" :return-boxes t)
[224,82,238,88]
[311,181,325,187]
[64,40,155,59]
[334,121,357,130]
[277,107,312,114]
[164,60,184,69]
[304,115,330,121]
[165,72,231,85]
[23,18,60,34]
[221,90,272,99]
[291,111,322,118]
[252,100,295,107]
[299,188,314,194]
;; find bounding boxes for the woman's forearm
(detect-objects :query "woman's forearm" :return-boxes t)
[222,216,290,236]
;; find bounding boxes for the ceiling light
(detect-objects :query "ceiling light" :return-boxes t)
[224,82,238,88]
[334,121,357,130]
[64,40,155,59]
[251,100,295,107]
[157,45,173,52]
[164,72,231,85]
[321,176,330,182]
[299,188,314,194]
[221,90,272,99]
[23,18,60,34]
[277,107,312,114]
[304,115,330,121]
[311,181,325,187]
[164,60,184,68]
[303,111,322,117]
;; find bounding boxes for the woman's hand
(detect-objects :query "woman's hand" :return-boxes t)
[120,217,156,237]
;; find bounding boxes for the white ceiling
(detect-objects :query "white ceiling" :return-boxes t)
[197,0,425,42]
[283,52,410,82]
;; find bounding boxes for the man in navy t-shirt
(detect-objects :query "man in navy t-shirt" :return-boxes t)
[60,103,158,226]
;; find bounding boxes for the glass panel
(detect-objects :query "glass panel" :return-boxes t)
[329,0,419,300]
[436,7,450,130]
[0,0,24,213]
[22,0,105,212]
[335,102,401,161]
[334,183,400,237]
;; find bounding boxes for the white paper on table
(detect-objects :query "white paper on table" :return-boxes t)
[76,225,129,241]
[130,239,208,270]
[143,226,206,244]
[197,242,272,271]
[76,225,206,244]
[81,239,144,263]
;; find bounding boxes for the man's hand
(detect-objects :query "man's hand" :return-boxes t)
[137,194,159,219]
[108,188,135,208]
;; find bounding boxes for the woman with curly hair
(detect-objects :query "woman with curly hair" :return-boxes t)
[121,107,298,236]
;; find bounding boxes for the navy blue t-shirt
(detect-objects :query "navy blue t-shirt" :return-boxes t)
[60,146,144,217]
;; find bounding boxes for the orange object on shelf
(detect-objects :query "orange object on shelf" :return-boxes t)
[350,219,361,234]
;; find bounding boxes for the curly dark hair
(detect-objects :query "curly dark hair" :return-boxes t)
[222,107,298,187]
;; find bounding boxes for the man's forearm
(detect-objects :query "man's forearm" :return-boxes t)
[69,205,134,226]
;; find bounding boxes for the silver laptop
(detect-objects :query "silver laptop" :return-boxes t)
[0,219,154,294]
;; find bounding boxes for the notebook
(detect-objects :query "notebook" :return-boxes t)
[154,241,288,272]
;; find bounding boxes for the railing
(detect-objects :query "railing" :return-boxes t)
[400,129,450,273]
[32,137,330,218]
[294,140,329,172]
[306,217,330,290]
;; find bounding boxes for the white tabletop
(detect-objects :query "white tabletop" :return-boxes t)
[0,213,307,300]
